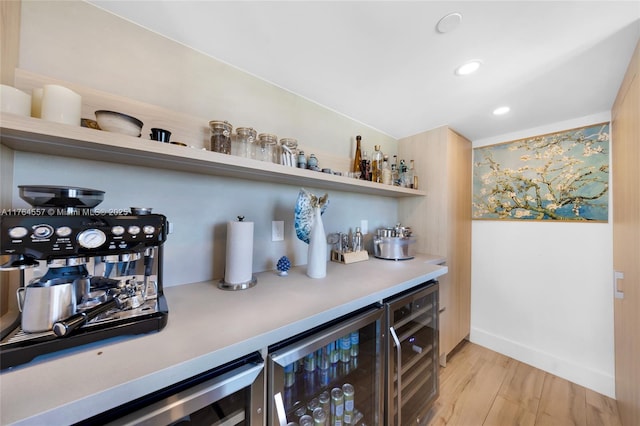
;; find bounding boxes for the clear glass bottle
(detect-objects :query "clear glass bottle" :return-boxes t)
[399,159,407,187]
[381,155,392,185]
[371,145,383,183]
[257,133,278,162]
[407,159,416,189]
[353,135,362,175]
[392,155,399,186]
[208,120,232,154]
[360,150,370,181]
[234,127,256,159]
[391,163,399,186]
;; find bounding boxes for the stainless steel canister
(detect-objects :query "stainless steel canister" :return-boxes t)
[373,234,416,260]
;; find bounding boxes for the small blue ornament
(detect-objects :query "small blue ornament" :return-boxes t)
[277,256,291,276]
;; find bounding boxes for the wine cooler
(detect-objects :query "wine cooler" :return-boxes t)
[268,307,385,425]
[85,352,264,425]
[385,280,439,425]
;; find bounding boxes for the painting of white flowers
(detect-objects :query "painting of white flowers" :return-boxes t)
[473,123,610,221]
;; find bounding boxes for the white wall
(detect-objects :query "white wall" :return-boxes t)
[11,152,396,287]
[471,112,615,397]
[8,1,400,287]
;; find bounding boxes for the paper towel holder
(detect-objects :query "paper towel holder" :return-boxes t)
[218,275,257,291]
[219,214,257,290]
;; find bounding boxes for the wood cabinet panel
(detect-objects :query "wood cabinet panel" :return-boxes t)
[612,40,640,426]
[398,126,471,364]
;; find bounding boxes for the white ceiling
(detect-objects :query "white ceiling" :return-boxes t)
[89,1,639,141]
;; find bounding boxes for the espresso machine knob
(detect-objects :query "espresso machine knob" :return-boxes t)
[33,224,54,239]
[111,225,125,236]
[56,226,72,237]
[8,226,29,239]
[77,228,107,249]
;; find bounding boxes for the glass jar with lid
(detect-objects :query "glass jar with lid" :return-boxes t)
[234,127,257,159]
[279,137,298,167]
[257,133,278,163]
[209,120,232,154]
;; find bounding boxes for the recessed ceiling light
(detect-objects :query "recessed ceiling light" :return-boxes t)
[493,106,511,115]
[455,60,481,76]
[436,12,463,34]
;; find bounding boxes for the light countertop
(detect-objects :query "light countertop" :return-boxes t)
[0,253,446,425]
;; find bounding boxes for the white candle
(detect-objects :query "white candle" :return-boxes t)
[40,84,81,126]
[0,84,31,117]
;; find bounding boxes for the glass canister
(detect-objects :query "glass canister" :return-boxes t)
[234,127,257,159]
[257,133,278,163]
[280,137,298,167]
[209,120,232,154]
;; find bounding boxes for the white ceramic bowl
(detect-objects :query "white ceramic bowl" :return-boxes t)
[95,110,143,137]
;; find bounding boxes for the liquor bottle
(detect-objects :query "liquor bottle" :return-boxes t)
[399,159,407,187]
[391,163,399,186]
[361,151,370,181]
[409,159,417,189]
[353,135,362,176]
[392,155,399,186]
[371,145,383,183]
[404,160,415,189]
[381,155,392,185]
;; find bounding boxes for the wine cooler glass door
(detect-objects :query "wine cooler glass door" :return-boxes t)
[386,282,439,426]
[268,307,384,426]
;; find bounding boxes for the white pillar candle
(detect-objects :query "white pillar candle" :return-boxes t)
[0,84,31,117]
[40,84,81,126]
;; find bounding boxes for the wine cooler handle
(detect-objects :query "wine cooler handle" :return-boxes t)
[390,325,402,426]
[274,392,288,426]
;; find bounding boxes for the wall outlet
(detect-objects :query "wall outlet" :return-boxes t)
[360,219,369,234]
[272,221,284,241]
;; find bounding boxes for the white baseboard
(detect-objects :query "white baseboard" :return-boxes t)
[470,327,615,398]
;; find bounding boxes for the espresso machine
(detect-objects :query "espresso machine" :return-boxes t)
[0,186,170,369]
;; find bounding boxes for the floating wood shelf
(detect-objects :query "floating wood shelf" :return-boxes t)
[0,114,426,198]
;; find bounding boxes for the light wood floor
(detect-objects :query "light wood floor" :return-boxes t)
[424,341,622,426]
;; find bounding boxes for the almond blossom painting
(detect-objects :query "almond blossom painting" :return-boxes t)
[473,123,609,221]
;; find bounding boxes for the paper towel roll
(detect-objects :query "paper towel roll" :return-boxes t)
[225,220,254,284]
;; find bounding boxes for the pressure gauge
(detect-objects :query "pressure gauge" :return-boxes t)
[77,228,107,249]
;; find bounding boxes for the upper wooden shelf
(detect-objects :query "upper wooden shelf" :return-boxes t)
[0,114,426,198]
